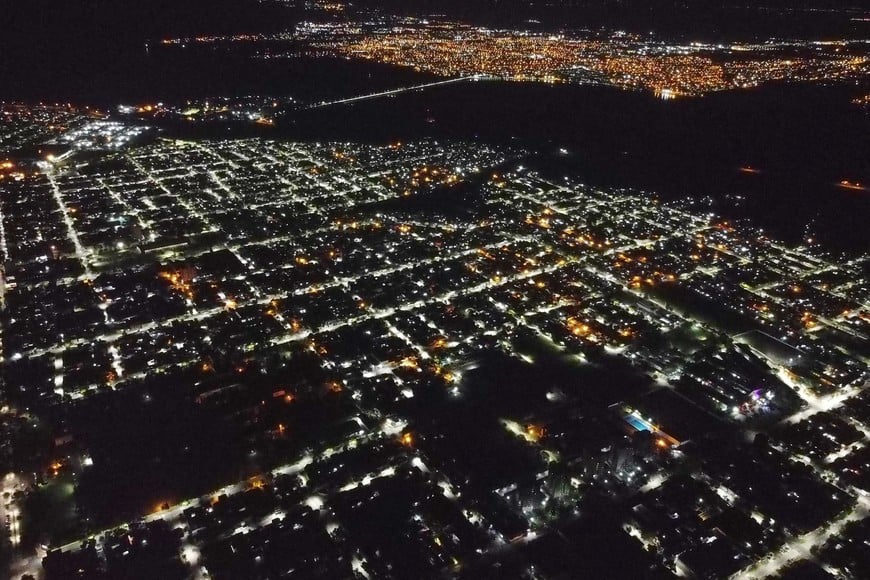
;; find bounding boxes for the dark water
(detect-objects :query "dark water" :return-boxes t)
[0,48,438,106]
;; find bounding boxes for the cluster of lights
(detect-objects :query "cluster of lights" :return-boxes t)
[317,22,869,97]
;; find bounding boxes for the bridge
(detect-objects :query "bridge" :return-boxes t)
[304,74,493,110]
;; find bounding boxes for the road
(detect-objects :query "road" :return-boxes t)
[733,495,869,579]
[2,471,44,580]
